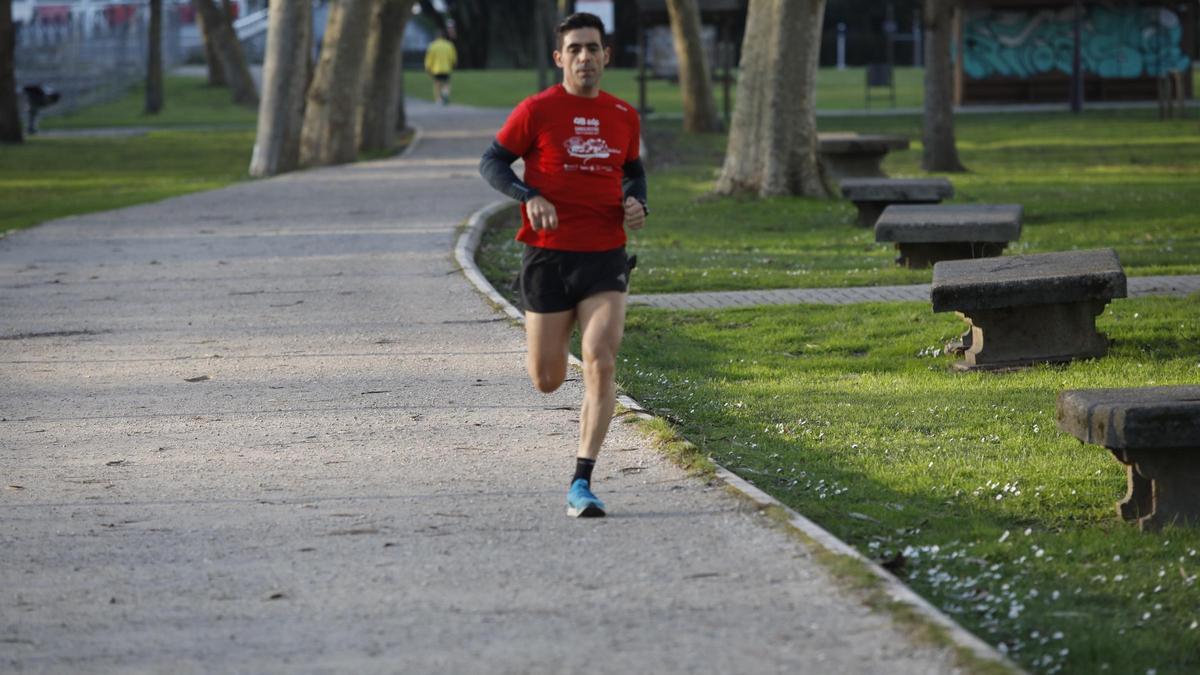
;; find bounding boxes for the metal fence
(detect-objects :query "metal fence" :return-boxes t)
[13,1,186,123]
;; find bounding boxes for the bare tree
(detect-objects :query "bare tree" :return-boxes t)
[192,0,258,106]
[665,0,719,132]
[145,0,164,114]
[249,0,311,177]
[300,0,377,166]
[194,1,225,85]
[714,0,830,197]
[921,0,966,172]
[0,0,22,143]
[359,0,414,153]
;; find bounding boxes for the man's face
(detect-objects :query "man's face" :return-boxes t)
[554,27,609,93]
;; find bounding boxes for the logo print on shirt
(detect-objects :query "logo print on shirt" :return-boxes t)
[573,116,601,135]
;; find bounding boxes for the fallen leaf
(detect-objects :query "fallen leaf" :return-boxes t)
[184,375,210,383]
[7,485,25,490]
[105,460,126,467]
[266,592,286,600]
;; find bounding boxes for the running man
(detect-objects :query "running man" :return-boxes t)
[479,12,647,518]
[424,27,457,105]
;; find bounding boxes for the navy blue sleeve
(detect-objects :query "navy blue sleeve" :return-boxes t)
[622,158,648,214]
[479,140,539,203]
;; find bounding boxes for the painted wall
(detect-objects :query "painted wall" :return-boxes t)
[963,6,1192,80]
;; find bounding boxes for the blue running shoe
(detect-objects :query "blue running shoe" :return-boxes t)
[567,479,606,518]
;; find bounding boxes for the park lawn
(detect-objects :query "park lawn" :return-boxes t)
[607,108,1198,294]
[403,66,927,113]
[2,76,261,235]
[0,130,256,234]
[479,106,1200,294]
[616,296,1200,675]
[39,75,259,130]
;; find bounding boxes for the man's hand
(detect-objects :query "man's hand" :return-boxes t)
[623,197,645,231]
[525,195,558,230]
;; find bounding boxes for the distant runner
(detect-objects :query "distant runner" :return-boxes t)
[424,27,458,105]
[478,12,647,518]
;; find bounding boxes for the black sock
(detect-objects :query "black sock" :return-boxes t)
[572,458,596,485]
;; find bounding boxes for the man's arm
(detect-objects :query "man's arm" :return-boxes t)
[479,140,539,203]
[622,158,648,214]
[479,140,558,230]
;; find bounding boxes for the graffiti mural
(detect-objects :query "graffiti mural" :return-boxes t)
[962,6,1192,80]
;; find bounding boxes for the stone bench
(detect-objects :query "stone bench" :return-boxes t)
[817,132,909,180]
[1057,386,1200,531]
[930,248,1127,371]
[840,178,954,228]
[876,204,1022,268]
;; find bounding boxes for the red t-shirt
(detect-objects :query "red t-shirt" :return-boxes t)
[495,85,641,252]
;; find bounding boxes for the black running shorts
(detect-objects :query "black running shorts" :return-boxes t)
[520,245,630,314]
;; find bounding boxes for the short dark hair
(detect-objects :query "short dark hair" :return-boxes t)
[556,12,606,49]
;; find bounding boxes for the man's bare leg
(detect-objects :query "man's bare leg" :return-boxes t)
[575,291,626,460]
[524,309,575,393]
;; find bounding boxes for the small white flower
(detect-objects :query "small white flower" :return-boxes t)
[998,530,1010,543]
[1024,528,1032,536]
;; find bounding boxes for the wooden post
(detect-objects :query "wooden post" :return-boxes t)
[1070,0,1083,113]
[637,14,647,115]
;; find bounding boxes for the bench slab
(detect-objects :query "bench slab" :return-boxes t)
[817,133,910,180]
[876,204,1022,268]
[931,248,1126,313]
[840,178,954,228]
[930,249,1128,370]
[1057,386,1200,530]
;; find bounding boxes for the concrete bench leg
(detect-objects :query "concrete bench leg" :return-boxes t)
[952,299,1111,370]
[820,153,887,181]
[854,200,940,228]
[895,242,1006,268]
[1111,448,1200,531]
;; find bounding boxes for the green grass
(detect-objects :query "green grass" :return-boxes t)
[615,297,1200,674]
[612,109,1198,293]
[0,130,256,234]
[404,66,1200,114]
[480,110,1200,294]
[472,103,1200,673]
[41,75,259,130]
[404,66,928,113]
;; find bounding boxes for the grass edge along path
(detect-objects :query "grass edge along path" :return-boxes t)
[2,76,413,236]
[614,299,1200,675]
[474,206,1021,675]
[475,201,1200,674]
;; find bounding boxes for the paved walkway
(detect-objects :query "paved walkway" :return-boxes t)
[0,101,972,673]
[630,274,1200,310]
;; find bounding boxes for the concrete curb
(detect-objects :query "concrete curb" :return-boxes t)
[454,200,1020,674]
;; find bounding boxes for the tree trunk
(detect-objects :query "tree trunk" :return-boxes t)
[194,0,226,86]
[922,0,966,172]
[0,0,22,143]
[359,0,413,153]
[192,0,259,106]
[447,0,488,69]
[665,0,720,133]
[249,0,311,177]
[534,0,549,90]
[714,0,829,197]
[145,0,164,114]
[300,0,376,166]
[394,55,407,135]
